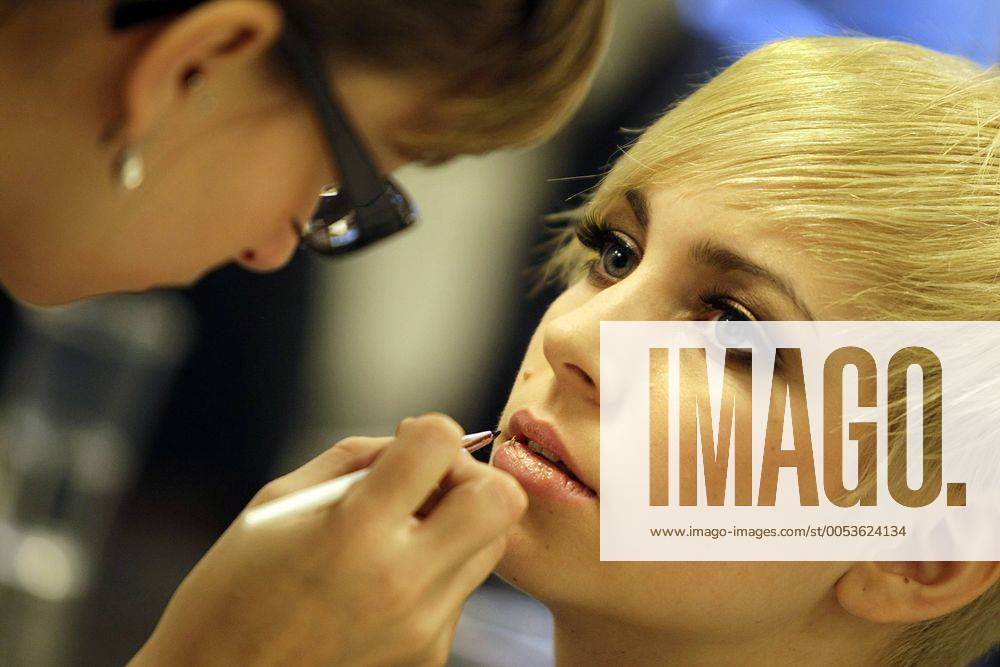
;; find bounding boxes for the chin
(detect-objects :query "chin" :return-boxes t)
[2,272,184,308]
[112,264,211,295]
[1,277,88,307]
[494,503,604,611]
[496,524,691,633]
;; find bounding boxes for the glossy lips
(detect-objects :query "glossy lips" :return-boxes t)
[493,409,597,504]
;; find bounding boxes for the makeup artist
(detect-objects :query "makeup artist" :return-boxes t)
[0,1,609,664]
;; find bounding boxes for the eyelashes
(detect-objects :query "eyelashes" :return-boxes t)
[566,214,763,325]
[571,213,613,251]
[570,214,643,284]
[700,290,755,321]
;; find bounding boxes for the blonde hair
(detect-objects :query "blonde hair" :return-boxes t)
[545,36,1000,666]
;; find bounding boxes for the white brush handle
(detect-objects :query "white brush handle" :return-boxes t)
[244,468,371,527]
[243,430,495,527]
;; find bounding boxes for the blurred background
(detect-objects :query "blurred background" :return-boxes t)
[1,1,998,665]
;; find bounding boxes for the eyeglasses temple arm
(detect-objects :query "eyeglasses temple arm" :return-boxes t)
[111,0,205,28]
[275,23,387,207]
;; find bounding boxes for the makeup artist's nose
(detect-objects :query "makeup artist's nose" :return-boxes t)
[238,222,300,273]
[542,310,600,404]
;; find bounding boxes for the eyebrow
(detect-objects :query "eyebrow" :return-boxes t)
[690,241,817,320]
[625,188,650,228]
[622,188,816,321]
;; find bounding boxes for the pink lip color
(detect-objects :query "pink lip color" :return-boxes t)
[492,410,597,504]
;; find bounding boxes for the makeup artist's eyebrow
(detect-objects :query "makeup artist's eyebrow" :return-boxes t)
[689,240,817,321]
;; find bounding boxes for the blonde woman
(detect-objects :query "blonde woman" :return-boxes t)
[490,37,1000,666]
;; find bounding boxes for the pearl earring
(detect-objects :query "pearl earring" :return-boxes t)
[113,144,145,191]
[105,66,208,193]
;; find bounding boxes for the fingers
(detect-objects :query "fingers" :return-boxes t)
[409,535,510,667]
[414,447,479,518]
[419,603,465,667]
[415,461,527,574]
[425,535,510,628]
[344,413,466,520]
[248,437,391,507]
[447,535,508,600]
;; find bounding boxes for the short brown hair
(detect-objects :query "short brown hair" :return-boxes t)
[283,0,611,161]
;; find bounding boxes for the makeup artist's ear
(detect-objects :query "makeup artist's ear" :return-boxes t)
[835,561,1000,623]
[120,0,283,140]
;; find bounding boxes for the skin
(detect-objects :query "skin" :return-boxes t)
[135,414,527,666]
[0,1,431,305]
[492,186,1000,666]
[5,4,993,664]
[1,4,532,665]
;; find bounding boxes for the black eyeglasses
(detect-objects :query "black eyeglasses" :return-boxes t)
[111,0,419,257]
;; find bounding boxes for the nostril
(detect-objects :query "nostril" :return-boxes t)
[566,363,595,389]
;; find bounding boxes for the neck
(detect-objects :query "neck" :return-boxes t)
[550,604,893,667]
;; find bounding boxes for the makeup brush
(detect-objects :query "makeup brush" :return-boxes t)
[243,430,499,527]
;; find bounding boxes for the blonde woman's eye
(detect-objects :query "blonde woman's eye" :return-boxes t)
[596,232,641,280]
[702,297,771,365]
[712,305,751,324]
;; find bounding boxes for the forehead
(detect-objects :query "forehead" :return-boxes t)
[607,184,860,319]
[596,183,788,248]
[647,187,786,253]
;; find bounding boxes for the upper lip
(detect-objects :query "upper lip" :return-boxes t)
[505,409,596,494]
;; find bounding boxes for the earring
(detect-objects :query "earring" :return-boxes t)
[101,121,145,191]
[101,68,204,192]
[113,144,145,191]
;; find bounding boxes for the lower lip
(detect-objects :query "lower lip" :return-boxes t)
[492,439,597,504]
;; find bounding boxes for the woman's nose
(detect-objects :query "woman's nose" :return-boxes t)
[542,279,662,405]
[542,305,601,405]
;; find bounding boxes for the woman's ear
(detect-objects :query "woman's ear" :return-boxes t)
[120,0,283,140]
[835,561,1000,623]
